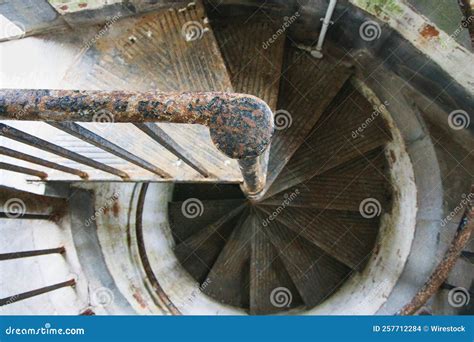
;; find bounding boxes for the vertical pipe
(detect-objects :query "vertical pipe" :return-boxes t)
[311,0,338,59]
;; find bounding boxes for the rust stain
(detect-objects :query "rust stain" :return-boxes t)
[419,24,439,39]
[132,290,148,309]
[78,3,88,8]
[112,201,120,217]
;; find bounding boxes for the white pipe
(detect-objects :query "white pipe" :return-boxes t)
[311,0,338,59]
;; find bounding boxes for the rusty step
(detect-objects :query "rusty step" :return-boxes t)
[265,83,391,198]
[0,186,67,220]
[213,16,286,112]
[168,199,245,243]
[262,148,391,212]
[174,205,246,284]
[250,210,303,315]
[262,48,353,196]
[203,213,252,309]
[257,205,380,270]
[256,209,351,308]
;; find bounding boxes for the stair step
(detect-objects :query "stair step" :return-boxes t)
[0,186,67,219]
[257,206,380,270]
[258,210,351,308]
[203,212,252,308]
[265,83,391,198]
[168,199,245,243]
[262,149,390,212]
[264,48,353,193]
[213,16,286,111]
[172,183,245,201]
[174,205,246,283]
[63,1,232,92]
[250,211,302,315]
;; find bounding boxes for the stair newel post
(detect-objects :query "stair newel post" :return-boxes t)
[238,149,269,198]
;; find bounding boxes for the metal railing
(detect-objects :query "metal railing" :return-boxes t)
[0,89,274,195]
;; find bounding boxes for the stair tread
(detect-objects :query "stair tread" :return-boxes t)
[264,48,353,193]
[265,84,391,198]
[262,149,390,212]
[249,210,302,314]
[168,199,245,243]
[213,16,286,111]
[203,212,253,308]
[175,205,246,283]
[172,183,245,201]
[257,205,380,270]
[257,210,351,308]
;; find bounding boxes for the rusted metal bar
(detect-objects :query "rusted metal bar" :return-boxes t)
[135,123,211,178]
[0,89,273,158]
[0,162,47,179]
[48,122,171,178]
[0,246,65,260]
[398,189,474,315]
[0,146,88,179]
[238,150,269,197]
[0,124,129,179]
[0,279,75,306]
[136,183,181,315]
[0,89,274,194]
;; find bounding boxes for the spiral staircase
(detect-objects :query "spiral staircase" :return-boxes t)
[0,0,473,316]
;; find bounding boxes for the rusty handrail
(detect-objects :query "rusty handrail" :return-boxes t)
[398,186,474,315]
[0,89,274,194]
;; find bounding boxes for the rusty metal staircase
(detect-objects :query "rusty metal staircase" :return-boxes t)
[1,0,472,316]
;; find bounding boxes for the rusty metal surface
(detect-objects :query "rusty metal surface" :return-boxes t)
[0,123,129,179]
[0,247,65,261]
[238,155,267,196]
[135,123,210,178]
[49,122,172,178]
[0,89,273,160]
[0,162,48,179]
[0,146,88,179]
[398,188,474,315]
[0,279,76,307]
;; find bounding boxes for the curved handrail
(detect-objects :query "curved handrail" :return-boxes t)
[0,89,274,194]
